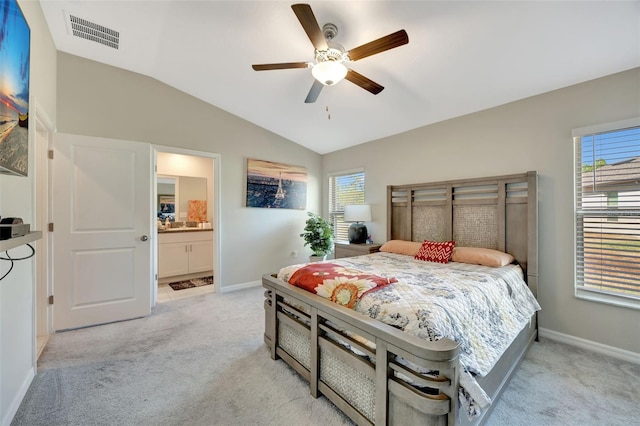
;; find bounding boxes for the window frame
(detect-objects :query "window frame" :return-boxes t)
[572,117,640,311]
[328,168,365,243]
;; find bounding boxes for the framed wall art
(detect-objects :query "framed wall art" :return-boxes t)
[157,195,175,221]
[246,158,307,209]
[0,0,31,176]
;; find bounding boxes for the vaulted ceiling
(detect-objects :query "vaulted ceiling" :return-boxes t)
[40,1,640,154]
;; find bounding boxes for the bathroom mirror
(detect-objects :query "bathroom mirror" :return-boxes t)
[157,175,207,222]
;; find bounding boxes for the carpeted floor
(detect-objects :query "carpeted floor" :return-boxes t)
[168,275,214,291]
[11,286,640,426]
[486,339,640,426]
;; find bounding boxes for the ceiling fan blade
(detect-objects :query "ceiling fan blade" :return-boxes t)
[345,69,384,95]
[291,4,328,51]
[252,62,309,71]
[347,30,409,62]
[304,80,324,103]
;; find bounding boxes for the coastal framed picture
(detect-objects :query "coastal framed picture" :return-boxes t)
[246,158,307,209]
[0,0,30,176]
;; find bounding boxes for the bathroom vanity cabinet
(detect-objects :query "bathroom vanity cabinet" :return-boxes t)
[158,230,213,279]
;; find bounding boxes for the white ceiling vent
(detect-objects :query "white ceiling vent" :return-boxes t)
[66,12,119,49]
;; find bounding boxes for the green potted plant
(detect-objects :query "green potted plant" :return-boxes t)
[300,212,334,261]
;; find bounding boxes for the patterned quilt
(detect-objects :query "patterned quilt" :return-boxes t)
[287,262,397,308]
[278,252,540,377]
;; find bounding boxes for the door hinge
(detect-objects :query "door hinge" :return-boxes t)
[48,295,54,305]
[48,223,54,232]
[48,150,54,159]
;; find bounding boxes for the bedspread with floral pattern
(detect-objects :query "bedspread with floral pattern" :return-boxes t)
[279,252,540,377]
[286,262,397,308]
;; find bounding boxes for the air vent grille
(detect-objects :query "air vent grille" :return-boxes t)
[68,14,119,49]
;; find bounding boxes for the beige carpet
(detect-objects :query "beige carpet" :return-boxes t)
[487,339,640,425]
[12,286,640,425]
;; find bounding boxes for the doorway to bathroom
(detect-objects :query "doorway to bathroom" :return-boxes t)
[153,147,220,304]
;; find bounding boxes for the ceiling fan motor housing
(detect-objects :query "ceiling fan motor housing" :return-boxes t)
[315,45,346,63]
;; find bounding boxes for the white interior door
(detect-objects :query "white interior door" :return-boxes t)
[52,133,152,330]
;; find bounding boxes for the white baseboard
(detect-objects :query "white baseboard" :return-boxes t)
[220,280,261,293]
[2,367,35,426]
[539,327,640,365]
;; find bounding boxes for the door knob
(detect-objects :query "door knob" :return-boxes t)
[140,235,149,241]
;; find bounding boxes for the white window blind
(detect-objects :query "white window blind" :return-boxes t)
[329,171,365,242]
[574,124,640,305]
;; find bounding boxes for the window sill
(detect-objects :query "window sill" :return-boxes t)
[575,287,640,311]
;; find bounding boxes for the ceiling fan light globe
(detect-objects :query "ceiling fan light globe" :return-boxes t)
[312,61,347,86]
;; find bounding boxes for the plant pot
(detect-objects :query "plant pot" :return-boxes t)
[309,254,327,262]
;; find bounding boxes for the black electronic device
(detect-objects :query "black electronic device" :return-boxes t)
[0,217,23,224]
[0,217,30,240]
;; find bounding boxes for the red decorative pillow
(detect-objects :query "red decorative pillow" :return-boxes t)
[414,240,456,263]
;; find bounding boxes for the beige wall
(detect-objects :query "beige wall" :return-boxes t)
[323,67,640,354]
[0,1,57,423]
[56,52,323,289]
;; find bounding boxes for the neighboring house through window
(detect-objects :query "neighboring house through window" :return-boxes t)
[573,118,640,309]
[329,170,365,242]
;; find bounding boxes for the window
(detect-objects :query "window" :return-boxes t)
[573,119,640,308]
[329,170,365,242]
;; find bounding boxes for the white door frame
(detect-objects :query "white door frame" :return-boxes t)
[152,146,221,296]
[30,98,54,363]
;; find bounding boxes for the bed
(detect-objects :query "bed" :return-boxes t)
[262,171,539,425]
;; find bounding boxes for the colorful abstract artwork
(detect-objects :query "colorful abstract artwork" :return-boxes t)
[0,0,30,176]
[188,199,207,222]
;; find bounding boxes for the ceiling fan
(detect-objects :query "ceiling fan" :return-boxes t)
[252,3,409,103]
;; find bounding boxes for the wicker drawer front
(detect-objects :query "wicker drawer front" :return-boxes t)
[320,344,376,422]
[279,321,311,370]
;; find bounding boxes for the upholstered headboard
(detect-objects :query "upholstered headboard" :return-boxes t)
[387,171,538,296]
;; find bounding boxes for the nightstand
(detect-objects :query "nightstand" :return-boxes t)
[334,242,383,259]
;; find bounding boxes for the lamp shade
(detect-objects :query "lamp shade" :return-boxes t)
[343,204,372,223]
[312,61,348,86]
